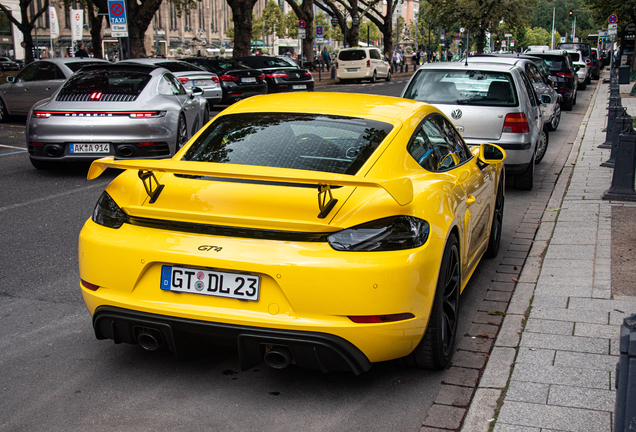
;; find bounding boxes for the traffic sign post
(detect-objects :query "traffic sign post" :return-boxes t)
[609,14,618,24]
[108,0,128,37]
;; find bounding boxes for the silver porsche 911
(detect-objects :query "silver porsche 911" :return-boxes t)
[26,64,210,169]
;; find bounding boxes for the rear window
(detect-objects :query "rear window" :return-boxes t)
[339,50,367,61]
[568,52,580,62]
[557,43,590,57]
[182,113,393,175]
[66,61,108,72]
[156,61,205,72]
[57,69,152,101]
[241,57,293,69]
[530,55,568,71]
[403,69,518,107]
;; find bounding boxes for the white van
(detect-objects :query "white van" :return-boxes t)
[336,47,391,83]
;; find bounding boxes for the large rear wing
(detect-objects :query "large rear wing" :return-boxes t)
[88,157,413,216]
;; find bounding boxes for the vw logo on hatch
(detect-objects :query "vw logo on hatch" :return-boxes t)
[451,109,463,120]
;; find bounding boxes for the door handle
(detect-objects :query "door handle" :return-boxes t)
[466,195,476,206]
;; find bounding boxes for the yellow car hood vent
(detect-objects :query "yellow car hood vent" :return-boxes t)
[88,157,413,226]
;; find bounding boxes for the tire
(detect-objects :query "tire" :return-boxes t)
[370,70,377,83]
[562,97,573,111]
[175,114,188,153]
[513,153,534,190]
[399,234,460,369]
[547,103,561,131]
[579,81,587,91]
[534,126,549,164]
[203,106,210,126]
[573,92,577,105]
[385,70,391,82]
[0,97,8,123]
[485,177,504,258]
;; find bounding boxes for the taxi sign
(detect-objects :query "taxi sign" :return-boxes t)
[108,0,128,37]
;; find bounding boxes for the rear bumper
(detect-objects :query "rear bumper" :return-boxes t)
[93,306,372,374]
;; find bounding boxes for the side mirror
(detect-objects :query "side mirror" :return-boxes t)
[540,94,552,105]
[190,86,204,98]
[7,76,15,83]
[478,143,506,164]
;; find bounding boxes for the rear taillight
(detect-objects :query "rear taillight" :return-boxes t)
[336,61,339,69]
[220,74,239,81]
[267,73,288,78]
[259,73,266,81]
[556,72,573,78]
[503,113,529,133]
[30,142,42,146]
[81,280,100,291]
[304,71,312,77]
[586,60,592,67]
[177,77,189,84]
[211,76,219,83]
[128,112,163,118]
[366,60,370,67]
[34,111,51,118]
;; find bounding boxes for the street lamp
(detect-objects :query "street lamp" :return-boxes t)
[331,11,358,48]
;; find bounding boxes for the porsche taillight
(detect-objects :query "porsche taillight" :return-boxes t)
[502,113,530,133]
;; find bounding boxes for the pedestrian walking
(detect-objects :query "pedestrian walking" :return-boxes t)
[392,50,402,74]
[322,47,330,70]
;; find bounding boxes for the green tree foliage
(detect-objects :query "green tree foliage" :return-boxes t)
[283,9,298,38]
[263,0,284,38]
[427,0,537,53]
[524,26,552,46]
[0,0,48,63]
[227,0,261,57]
[359,19,381,45]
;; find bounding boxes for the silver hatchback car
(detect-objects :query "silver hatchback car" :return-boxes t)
[401,62,544,190]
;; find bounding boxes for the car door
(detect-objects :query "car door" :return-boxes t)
[164,73,201,136]
[22,61,66,113]
[524,62,552,123]
[2,62,39,114]
[518,70,542,145]
[408,114,489,274]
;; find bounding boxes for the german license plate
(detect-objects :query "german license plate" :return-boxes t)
[160,265,260,301]
[241,77,257,83]
[70,143,109,153]
[293,85,307,90]
[347,68,358,72]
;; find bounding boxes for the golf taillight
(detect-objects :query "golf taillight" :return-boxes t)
[220,74,239,81]
[348,313,415,323]
[177,77,189,84]
[503,113,530,133]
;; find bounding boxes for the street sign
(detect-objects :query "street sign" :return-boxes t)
[504,33,512,37]
[609,14,618,24]
[502,40,507,47]
[316,25,323,44]
[460,27,465,33]
[440,29,445,39]
[298,28,306,38]
[609,23,618,35]
[561,36,566,42]
[510,40,514,47]
[298,20,306,29]
[108,0,128,37]
[574,37,579,42]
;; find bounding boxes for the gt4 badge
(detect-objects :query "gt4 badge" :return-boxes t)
[199,245,222,252]
[451,109,463,120]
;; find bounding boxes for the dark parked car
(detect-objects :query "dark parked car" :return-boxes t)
[525,50,578,111]
[590,48,601,80]
[182,57,267,105]
[0,57,20,71]
[234,55,314,93]
[557,42,592,83]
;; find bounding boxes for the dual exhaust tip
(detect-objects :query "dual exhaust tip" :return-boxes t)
[136,329,295,370]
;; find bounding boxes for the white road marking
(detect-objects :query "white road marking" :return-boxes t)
[0,143,26,150]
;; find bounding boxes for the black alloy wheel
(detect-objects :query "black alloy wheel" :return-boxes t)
[385,70,391,82]
[175,115,188,153]
[0,98,7,123]
[399,234,461,369]
[485,178,504,258]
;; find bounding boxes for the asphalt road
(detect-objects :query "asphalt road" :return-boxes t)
[0,79,593,431]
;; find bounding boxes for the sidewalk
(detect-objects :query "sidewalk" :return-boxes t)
[459,70,636,431]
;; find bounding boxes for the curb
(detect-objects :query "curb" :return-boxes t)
[458,77,604,432]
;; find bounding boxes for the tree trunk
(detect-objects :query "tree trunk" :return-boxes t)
[87,0,107,59]
[285,0,314,62]
[127,0,163,59]
[227,0,259,58]
[22,28,35,63]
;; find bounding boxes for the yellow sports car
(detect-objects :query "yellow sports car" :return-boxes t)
[79,92,505,375]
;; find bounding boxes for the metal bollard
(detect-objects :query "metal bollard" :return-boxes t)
[613,314,636,432]
[405,63,408,73]
[330,66,335,80]
[400,63,403,73]
[601,110,630,166]
[600,105,626,149]
[602,128,636,200]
